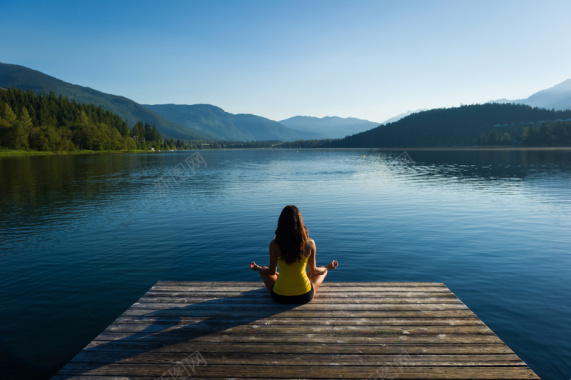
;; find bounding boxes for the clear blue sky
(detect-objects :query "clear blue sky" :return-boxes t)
[1,0,571,123]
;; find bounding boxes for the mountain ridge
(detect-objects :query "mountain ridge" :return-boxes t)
[4,62,571,144]
[1,62,358,142]
[144,103,314,141]
[490,79,571,110]
[379,109,427,125]
[331,103,571,148]
[0,62,209,140]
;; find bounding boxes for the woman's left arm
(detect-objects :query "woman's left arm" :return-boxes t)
[307,239,338,275]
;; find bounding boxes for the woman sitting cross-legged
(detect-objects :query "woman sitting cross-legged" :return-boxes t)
[250,205,338,304]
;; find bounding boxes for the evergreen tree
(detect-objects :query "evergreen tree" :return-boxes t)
[0,103,18,146]
[12,107,33,150]
[501,132,511,145]
[0,88,160,152]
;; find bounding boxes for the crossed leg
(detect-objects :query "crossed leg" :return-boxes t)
[258,260,338,293]
[258,269,278,292]
[308,261,338,292]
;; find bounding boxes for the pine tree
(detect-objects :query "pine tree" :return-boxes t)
[0,103,18,146]
[12,107,33,150]
[1,103,18,127]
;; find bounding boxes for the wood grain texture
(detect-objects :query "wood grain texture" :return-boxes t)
[53,282,540,379]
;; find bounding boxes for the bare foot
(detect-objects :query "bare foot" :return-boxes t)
[325,260,338,270]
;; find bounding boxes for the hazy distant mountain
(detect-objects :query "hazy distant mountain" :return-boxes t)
[380,109,426,125]
[0,62,209,140]
[279,116,379,139]
[145,104,314,141]
[490,79,571,110]
[523,79,571,109]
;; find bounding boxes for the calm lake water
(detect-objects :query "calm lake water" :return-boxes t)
[1,149,570,379]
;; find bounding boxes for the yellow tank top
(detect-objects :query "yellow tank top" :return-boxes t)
[273,254,312,296]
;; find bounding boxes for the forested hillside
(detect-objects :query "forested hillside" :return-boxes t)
[332,103,571,148]
[0,63,209,140]
[0,88,166,152]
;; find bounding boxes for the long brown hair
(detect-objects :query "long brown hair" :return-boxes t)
[275,205,309,264]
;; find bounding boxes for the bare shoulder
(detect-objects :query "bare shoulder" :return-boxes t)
[305,238,316,248]
[304,238,316,255]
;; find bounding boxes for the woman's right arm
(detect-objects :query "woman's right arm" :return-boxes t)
[306,239,323,276]
[251,240,278,275]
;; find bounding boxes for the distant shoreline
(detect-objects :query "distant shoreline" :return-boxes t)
[284,146,571,152]
[0,149,149,157]
[2,146,570,157]
[347,146,571,151]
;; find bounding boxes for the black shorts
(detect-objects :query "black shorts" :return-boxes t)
[271,284,314,304]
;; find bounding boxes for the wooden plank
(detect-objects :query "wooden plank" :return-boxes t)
[149,285,452,293]
[55,363,539,379]
[53,282,540,379]
[102,322,494,335]
[128,302,470,310]
[122,308,480,318]
[143,291,458,299]
[69,351,527,366]
[152,281,447,287]
[91,332,502,345]
[137,296,464,304]
[112,316,486,326]
[82,341,518,355]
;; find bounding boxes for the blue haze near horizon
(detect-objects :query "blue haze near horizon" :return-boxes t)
[0,149,570,379]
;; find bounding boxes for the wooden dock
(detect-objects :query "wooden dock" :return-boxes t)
[54,281,539,379]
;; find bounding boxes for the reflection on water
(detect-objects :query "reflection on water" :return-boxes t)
[0,149,570,379]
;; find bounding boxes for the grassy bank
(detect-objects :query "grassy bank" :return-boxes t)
[2,146,570,157]
[0,149,150,157]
